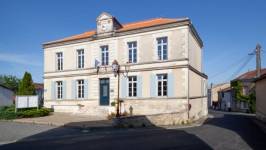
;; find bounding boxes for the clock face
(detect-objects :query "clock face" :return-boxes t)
[102,24,106,31]
[97,18,113,34]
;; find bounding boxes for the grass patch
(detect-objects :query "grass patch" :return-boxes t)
[0,105,52,120]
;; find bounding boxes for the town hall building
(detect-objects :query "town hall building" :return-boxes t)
[43,12,208,120]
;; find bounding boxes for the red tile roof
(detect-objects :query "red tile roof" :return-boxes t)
[34,83,44,90]
[46,18,187,44]
[118,18,179,32]
[236,68,266,80]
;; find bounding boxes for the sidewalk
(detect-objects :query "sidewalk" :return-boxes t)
[10,112,210,131]
[12,112,113,129]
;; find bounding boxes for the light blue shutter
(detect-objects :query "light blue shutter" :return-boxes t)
[84,79,89,99]
[137,76,142,97]
[51,81,55,100]
[121,77,127,98]
[167,73,174,97]
[63,81,66,99]
[71,80,76,99]
[150,74,157,97]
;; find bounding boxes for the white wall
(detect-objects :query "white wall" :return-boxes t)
[44,26,190,73]
[188,30,202,72]
[43,24,206,117]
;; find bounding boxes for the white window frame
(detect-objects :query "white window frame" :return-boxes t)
[56,81,63,99]
[56,52,63,71]
[157,37,168,60]
[128,76,137,97]
[157,74,167,96]
[77,79,84,99]
[77,49,84,69]
[128,41,137,63]
[101,45,109,66]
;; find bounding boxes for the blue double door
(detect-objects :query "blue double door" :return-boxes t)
[99,78,110,106]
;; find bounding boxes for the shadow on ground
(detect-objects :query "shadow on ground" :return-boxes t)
[203,110,266,149]
[0,111,266,150]
[0,116,212,150]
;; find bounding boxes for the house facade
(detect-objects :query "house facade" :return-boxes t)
[231,68,266,112]
[0,84,14,106]
[43,12,208,120]
[208,83,230,109]
[219,87,232,111]
[255,74,266,122]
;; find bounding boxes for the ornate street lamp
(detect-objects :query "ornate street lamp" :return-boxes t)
[111,60,130,117]
[112,60,121,117]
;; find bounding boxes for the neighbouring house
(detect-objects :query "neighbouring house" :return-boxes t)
[255,74,266,122]
[219,87,233,111]
[0,84,14,106]
[34,83,44,106]
[43,12,208,120]
[208,83,230,109]
[230,68,266,112]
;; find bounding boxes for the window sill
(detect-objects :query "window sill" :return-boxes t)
[55,70,63,72]
[76,68,85,70]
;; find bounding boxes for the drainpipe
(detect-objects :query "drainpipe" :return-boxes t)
[187,27,190,120]
[187,67,190,120]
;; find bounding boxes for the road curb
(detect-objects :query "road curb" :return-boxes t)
[252,118,266,134]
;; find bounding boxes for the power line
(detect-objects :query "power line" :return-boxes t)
[209,54,251,79]
[226,54,255,81]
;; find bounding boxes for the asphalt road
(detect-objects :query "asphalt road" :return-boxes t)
[0,110,266,150]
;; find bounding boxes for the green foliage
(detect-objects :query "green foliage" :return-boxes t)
[18,72,36,95]
[0,75,20,93]
[248,93,256,113]
[231,80,256,113]
[0,105,51,120]
[111,101,116,107]
[18,108,51,118]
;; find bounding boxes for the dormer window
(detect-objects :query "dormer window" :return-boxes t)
[96,12,122,35]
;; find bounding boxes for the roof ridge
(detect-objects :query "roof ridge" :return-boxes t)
[122,17,177,27]
[44,17,188,45]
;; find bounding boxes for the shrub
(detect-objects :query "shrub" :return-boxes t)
[0,111,18,120]
[0,106,51,120]
[19,109,50,118]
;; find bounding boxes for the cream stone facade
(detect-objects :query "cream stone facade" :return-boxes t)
[255,75,266,122]
[43,12,208,120]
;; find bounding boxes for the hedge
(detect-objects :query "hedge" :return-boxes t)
[0,105,51,120]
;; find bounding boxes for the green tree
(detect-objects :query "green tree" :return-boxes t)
[0,75,21,92]
[17,72,36,95]
[231,80,256,113]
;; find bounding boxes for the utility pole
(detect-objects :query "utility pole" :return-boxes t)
[256,44,262,77]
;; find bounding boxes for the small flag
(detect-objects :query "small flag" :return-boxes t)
[94,59,100,68]
[95,59,100,75]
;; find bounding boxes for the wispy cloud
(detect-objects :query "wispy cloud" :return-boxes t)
[0,52,42,67]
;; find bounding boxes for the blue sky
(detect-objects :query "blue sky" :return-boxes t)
[0,0,265,84]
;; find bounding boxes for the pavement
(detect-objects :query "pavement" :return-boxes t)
[0,110,266,150]
[12,112,112,129]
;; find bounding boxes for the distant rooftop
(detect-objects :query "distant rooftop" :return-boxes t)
[235,68,266,80]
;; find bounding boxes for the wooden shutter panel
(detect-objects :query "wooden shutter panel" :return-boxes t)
[167,73,174,97]
[84,79,89,99]
[51,81,55,100]
[150,74,157,97]
[137,76,142,97]
[120,77,127,98]
[63,81,67,99]
[71,80,76,99]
